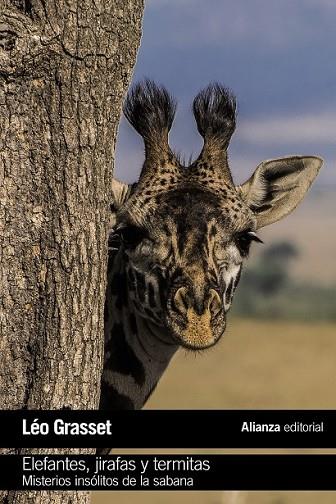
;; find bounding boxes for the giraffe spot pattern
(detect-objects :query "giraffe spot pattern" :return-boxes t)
[99,381,135,411]
[105,323,145,386]
[129,313,138,334]
[111,272,128,310]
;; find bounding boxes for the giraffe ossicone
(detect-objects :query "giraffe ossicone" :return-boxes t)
[101,80,322,415]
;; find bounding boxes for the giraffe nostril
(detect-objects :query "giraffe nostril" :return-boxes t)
[173,287,222,318]
[173,287,189,316]
[208,289,222,317]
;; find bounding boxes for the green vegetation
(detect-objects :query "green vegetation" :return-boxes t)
[232,242,336,321]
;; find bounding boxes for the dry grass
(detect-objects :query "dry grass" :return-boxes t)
[145,318,336,410]
[92,318,336,504]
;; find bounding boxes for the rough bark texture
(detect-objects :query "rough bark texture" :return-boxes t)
[0,0,144,502]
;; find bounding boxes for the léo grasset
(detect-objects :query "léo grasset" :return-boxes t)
[100,80,322,414]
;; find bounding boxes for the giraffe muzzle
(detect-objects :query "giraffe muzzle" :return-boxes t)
[167,286,225,349]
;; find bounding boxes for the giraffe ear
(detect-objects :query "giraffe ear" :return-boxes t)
[238,156,323,229]
[111,179,132,211]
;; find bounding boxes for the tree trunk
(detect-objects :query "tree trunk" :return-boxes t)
[0,0,144,502]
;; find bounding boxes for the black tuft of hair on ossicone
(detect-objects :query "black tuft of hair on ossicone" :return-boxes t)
[123,79,177,142]
[193,83,236,147]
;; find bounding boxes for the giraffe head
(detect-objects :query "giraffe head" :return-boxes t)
[111,80,322,350]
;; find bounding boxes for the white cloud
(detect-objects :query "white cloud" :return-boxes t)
[144,0,334,50]
[239,112,336,145]
[148,0,336,9]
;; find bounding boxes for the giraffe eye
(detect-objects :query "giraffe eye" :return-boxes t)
[119,225,147,248]
[235,230,263,257]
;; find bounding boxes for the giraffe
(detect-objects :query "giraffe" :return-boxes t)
[100,80,322,414]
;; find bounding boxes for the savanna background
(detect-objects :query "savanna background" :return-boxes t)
[95,0,336,502]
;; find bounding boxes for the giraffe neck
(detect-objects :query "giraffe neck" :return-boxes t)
[101,249,178,410]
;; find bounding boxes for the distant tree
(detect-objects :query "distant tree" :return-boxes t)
[262,241,299,262]
[254,241,299,295]
[238,241,300,299]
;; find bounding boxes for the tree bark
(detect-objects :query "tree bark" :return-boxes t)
[0,0,144,502]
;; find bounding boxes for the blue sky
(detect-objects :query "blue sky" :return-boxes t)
[115,0,335,188]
